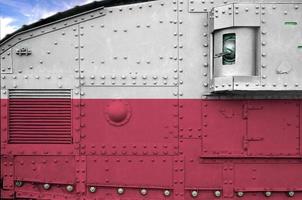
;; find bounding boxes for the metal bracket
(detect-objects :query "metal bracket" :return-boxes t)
[16,48,32,56]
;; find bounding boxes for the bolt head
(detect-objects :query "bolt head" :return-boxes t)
[237,191,244,197]
[43,183,51,190]
[288,191,294,197]
[117,188,124,195]
[265,191,272,197]
[140,189,148,196]
[163,190,171,196]
[15,181,23,187]
[66,185,74,192]
[214,190,221,197]
[89,186,96,193]
[191,190,198,197]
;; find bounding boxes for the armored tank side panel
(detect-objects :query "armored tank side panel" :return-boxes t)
[1,0,302,200]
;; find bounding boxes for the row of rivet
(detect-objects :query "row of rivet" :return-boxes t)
[89,186,171,196]
[190,190,296,198]
[15,181,171,196]
[15,181,74,192]
[0,9,105,53]
[260,5,299,88]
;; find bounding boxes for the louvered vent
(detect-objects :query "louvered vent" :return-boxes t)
[8,89,72,144]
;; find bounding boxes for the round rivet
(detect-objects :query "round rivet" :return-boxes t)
[15,181,23,187]
[89,186,96,193]
[66,185,74,192]
[140,188,147,196]
[163,189,171,196]
[288,191,295,197]
[43,183,51,190]
[214,190,221,197]
[117,188,124,195]
[265,191,272,197]
[191,190,198,197]
[237,191,244,197]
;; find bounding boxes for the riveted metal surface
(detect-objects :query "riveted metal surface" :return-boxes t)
[188,0,302,13]
[223,163,234,197]
[233,76,261,90]
[202,100,301,158]
[179,100,202,139]
[0,7,105,53]
[80,97,178,156]
[210,76,234,91]
[233,3,261,26]
[178,0,210,98]
[209,2,302,93]
[87,156,173,187]
[173,155,185,200]
[182,139,223,189]
[79,1,178,87]
[201,100,246,157]
[1,156,14,199]
[14,156,76,184]
[188,0,239,13]
[75,155,86,195]
[1,25,79,92]
[0,49,13,74]
[15,188,76,200]
[234,163,302,191]
[212,4,234,30]
[260,3,302,90]
[81,86,178,99]
[1,0,302,199]
[246,100,300,157]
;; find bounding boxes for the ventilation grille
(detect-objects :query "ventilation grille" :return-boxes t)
[8,89,72,144]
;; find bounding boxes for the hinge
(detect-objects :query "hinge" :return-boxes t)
[242,103,263,119]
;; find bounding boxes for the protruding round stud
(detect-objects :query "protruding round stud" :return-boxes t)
[43,183,51,190]
[163,189,171,196]
[66,185,74,192]
[214,190,221,197]
[89,186,96,193]
[117,187,124,195]
[288,191,295,197]
[265,191,272,197]
[15,181,23,187]
[140,188,148,196]
[191,190,198,197]
[237,191,244,197]
[105,100,131,126]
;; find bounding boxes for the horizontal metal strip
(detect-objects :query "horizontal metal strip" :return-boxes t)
[9,108,71,111]
[9,96,71,98]
[10,124,71,127]
[9,89,71,92]
[9,117,71,120]
[9,99,71,102]
[9,111,71,113]
[9,141,71,144]
[10,130,71,135]
[9,129,71,132]
[10,135,72,138]
[9,113,71,116]
[10,119,71,121]
[9,105,71,108]
[10,132,71,137]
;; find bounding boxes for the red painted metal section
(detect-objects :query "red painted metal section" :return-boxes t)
[1,99,302,199]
